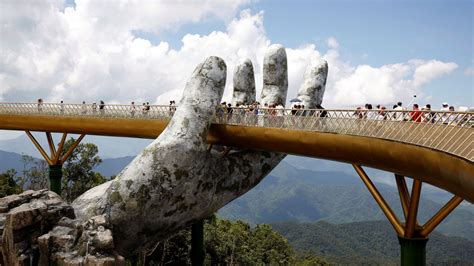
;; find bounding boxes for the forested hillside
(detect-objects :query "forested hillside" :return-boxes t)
[219,161,474,240]
[272,220,474,265]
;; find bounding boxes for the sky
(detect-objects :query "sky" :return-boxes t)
[0,0,473,140]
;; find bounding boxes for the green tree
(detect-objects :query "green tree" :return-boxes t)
[21,154,48,190]
[143,216,296,265]
[249,224,296,265]
[296,254,330,266]
[0,169,23,197]
[61,138,107,202]
[205,216,254,265]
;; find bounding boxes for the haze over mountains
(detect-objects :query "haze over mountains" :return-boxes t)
[0,133,152,159]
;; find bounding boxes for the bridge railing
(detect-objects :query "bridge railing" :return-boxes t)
[0,103,472,161]
[216,107,473,161]
[0,103,173,120]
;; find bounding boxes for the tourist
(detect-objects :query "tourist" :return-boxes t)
[440,102,449,124]
[227,103,233,123]
[142,103,147,116]
[92,102,97,114]
[447,106,457,125]
[37,98,43,113]
[99,100,105,115]
[216,102,225,122]
[376,106,387,120]
[169,100,176,116]
[424,104,436,123]
[366,104,376,119]
[354,106,364,119]
[394,101,405,121]
[131,101,136,117]
[81,101,87,114]
[410,104,423,122]
[441,102,449,111]
[60,100,64,114]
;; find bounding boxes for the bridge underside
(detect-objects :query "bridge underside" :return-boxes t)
[1,114,473,202]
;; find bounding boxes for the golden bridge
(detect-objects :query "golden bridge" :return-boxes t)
[1,102,473,265]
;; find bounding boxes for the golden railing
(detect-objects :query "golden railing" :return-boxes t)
[0,103,472,162]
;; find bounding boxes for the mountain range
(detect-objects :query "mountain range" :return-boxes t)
[218,160,474,241]
[1,144,473,242]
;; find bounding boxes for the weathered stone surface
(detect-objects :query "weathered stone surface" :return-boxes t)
[1,190,127,265]
[84,255,119,266]
[92,229,114,250]
[1,189,75,265]
[261,44,288,106]
[297,59,328,108]
[232,58,256,105]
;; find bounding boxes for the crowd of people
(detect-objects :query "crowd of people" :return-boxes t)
[35,98,470,126]
[353,101,465,125]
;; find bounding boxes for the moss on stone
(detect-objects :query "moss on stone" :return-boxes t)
[109,191,123,204]
[173,169,188,181]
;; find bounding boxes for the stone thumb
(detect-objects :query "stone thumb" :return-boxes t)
[158,56,227,150]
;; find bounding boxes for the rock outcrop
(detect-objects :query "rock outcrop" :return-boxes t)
[0,190,124,265]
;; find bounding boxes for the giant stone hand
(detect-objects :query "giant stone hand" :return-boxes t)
[72,45,328,256]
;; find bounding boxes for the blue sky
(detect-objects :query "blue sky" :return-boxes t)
[139,0,473,107]
[1,0,473,108]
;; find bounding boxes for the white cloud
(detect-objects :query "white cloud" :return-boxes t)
[464,67,474,76]
[0,1,459,112]
[412,60,458,87]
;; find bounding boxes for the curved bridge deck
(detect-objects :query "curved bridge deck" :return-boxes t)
[0,103,473,202]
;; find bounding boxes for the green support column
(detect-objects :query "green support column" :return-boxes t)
[49,164,63,195]
[191,219,204,266]
[398,236,428,266]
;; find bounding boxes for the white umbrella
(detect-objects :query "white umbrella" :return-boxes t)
[290,98,302,103]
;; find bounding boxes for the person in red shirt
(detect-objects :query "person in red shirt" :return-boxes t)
[410,103,423,122]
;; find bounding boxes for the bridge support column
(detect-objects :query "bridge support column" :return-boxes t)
[25,131,85,196]
[191,219,204,266]
[399,236,428,266]
[352,164,464,266]
[49,164,63,195]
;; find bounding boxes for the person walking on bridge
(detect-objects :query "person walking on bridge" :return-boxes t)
[37,98,43,113]
[410,104,422,122]
[81,101,87,114]
[99,100,105,115]
[92,102,97,114]
[394,101,405,121]
[130,101,136,117]
[60,100,64,114]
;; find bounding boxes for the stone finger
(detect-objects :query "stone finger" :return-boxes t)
[260,44,288,106]
[297,59,328,108]
[232,58,256,106]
